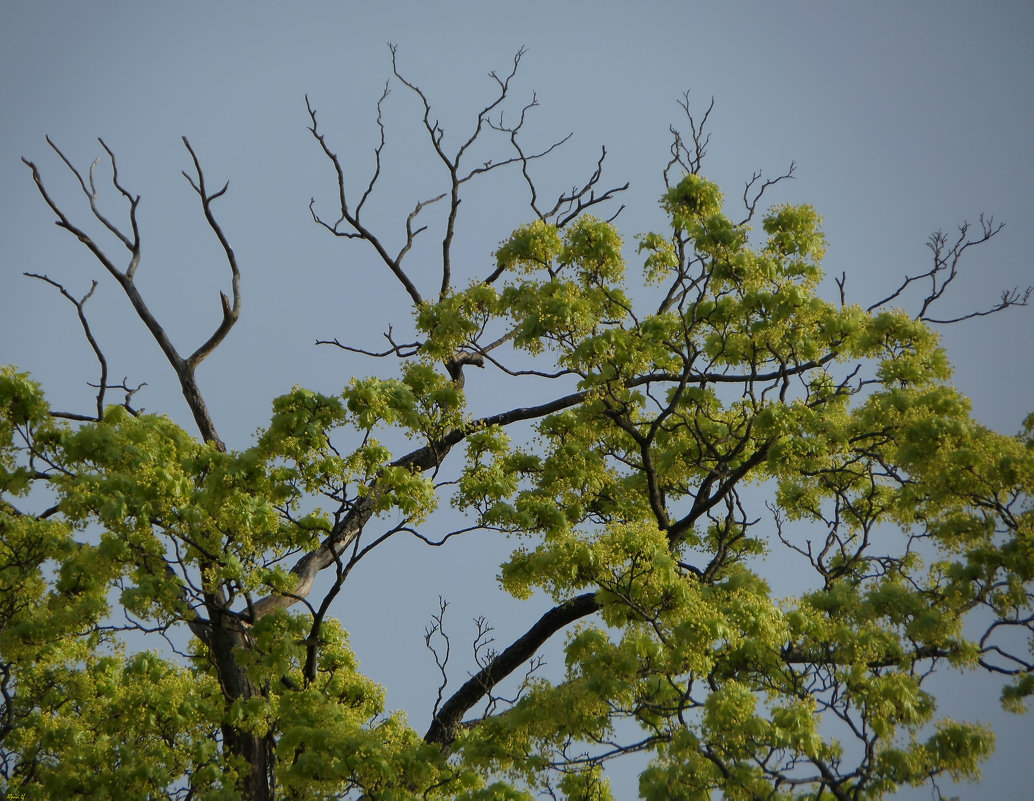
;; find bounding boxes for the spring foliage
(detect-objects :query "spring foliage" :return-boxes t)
[2,161,1032,799]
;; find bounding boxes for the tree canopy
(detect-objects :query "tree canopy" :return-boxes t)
[2,50,1032,800]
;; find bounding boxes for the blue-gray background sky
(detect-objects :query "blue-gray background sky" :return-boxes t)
[2,2,1032,798]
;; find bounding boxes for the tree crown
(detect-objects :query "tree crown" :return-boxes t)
[2,50,1032,801]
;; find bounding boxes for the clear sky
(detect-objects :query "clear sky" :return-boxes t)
[2,2,1032,798]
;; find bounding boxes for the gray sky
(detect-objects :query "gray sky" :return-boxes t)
[2,2,1032,798]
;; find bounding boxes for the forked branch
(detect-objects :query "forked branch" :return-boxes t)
[311,45,629,306]
[740,161,797,224]
[306,94,427,307]
[868,215,1029,323]
[180,137,242,369]
[24,273,108,419]
[23,139,241,450]
[665,92,715,185]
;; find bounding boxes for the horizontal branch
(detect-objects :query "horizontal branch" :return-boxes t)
[866,215,1028,323]
[247,347,845,620]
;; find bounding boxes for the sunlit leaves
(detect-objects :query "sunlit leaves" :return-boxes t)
[0,368,54,496]
[637,231,678,284]
[3,161,1032,800]
[495,218,562,274]
[5,648,223,799]
[762,203,826,264]
[662,174,724,228]
[493,217,632,354]
[416,283,499,359]
[344,362,465,437]
[561,215,626,284]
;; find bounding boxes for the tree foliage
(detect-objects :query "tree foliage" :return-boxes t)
[2,49,1032,800]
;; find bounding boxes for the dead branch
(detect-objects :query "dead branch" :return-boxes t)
[550,147,629,228]
[391,43,517,298]
[315,325,423,359]
[665,92,714,185]
[868,215,1029,323]
[306,94,426,307]
[486,96,628,230]
[424,597,452,719]
[180,137,242,369]
[739,161,796,225]
[23,139,242,450]
[24,273,108,419]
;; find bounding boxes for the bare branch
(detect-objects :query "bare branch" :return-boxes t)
[356,82,390,219]
[424,597,451,719]
[404,522,484,548]
[25,273,108,419]
[739,161,796,224]
[22,151,136,283]
[316,326,423,359]
[397,192,447,266]
[550,147,629,228]
[868,215,1027,323]
[95,376,146,413]
[180,137,242,369]
[835,271,847,307]
[23,140,237,450]
[474,345,578,380]
[45,136,140,254]
[424,592,600,746]
[665,92,714,185]
[391,44,534,298]
[923,285,1031,324]
[306,95,425,307]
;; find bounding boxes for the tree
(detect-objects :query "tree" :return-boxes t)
[2,48,1032,800]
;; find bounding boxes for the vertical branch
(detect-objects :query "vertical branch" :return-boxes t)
[23,274,108,419]
[180,138,242,369]
[424,597,452,719]
[665,92,714,186]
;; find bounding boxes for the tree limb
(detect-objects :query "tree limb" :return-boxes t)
[423,592,601,746]
[23,139,241,450]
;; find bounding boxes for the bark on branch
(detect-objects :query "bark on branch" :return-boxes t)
[423,592,601,746]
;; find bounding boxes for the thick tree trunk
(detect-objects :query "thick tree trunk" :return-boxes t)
[208,608,275,800]
[221,723,273,801]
